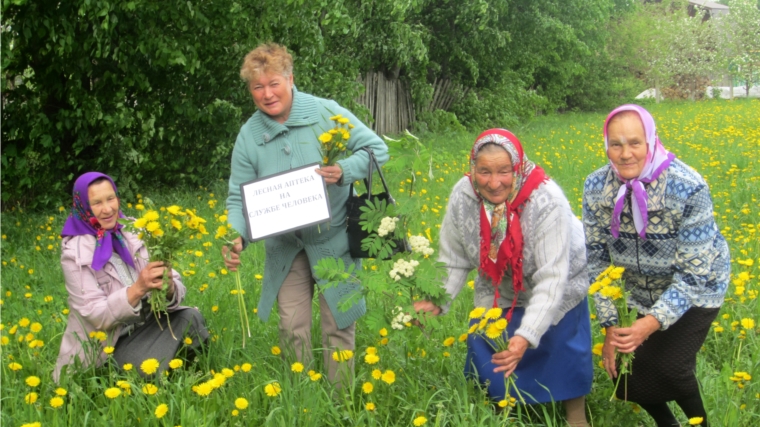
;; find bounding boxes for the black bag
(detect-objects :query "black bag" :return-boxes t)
[346,148,409,259]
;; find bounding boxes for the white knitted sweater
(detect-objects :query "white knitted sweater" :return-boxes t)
[438,177,589,348]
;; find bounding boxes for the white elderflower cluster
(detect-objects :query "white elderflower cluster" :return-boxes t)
[391,306,413,330]
[409,235,434,256]
[389,258,419,282]
[377,216,399,237]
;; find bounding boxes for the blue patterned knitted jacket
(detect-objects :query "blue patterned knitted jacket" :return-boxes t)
[582,159,730,330]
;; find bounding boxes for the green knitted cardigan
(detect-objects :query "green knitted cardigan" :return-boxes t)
[226,87,388,329]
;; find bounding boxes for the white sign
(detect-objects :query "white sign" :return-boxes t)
[241,163,331,241]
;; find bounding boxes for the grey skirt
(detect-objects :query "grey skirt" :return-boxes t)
[113,307,209,376]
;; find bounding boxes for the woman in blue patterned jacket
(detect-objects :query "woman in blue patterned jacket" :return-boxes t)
[583,104,730,427]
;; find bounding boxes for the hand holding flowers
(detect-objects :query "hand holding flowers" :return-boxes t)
[120,201,208,340]
[216,216,251,347]
[589,265,638,400]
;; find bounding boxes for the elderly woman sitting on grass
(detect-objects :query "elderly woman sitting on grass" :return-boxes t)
[54,172,208,382]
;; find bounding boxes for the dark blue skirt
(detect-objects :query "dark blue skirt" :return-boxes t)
[464,298,593,404]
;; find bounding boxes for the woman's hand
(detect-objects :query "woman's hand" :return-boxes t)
[411,301,441,327]
[222,236,243,271]
[127,261,166,307]
[315,165,343,186]
[491,335,529,378]
[602,326,619,379]
[413,301,442,317]
[610,315,660,354]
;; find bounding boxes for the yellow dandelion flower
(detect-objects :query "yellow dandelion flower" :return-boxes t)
[264,382,282,397]
[362,382,374,394]
[50,396,64,408]
[19,318,31,327]
[485,323,503,339]
[413,416,428,426]
[498,399,508,408]
[372,369,382,380]
[364,353,380,365]
[25,376,41,387]
[478,318,488,330]
[30,323,42,333]
[184,337,193,345]
[291,362,304,373]
[155,403,169,419]
[366,402,376,411]
[381,370,396,385]
[166,205,182,215]
[485,307,503,320]
[25,392,38,404]
[169,359,183,369]
[337,117,350,125]
[144,210,160,221]
[740,318,755,330]
[458,333,468,342]
[171,219,182,230]
[308,371,322,381]
[103,346,115,355]
[469,307,486,319]
[379,328,388,337]
[493,318,508,330]
[332,349,354,362]
[318,133,332,144]
[443,337,455,347]
[141,358,160,375]
[235,397,249,410]
[104,388,121,399]
[688,417,704,425]
[194,382,212,397]
[142,384,158,395]
[241,363,252,372]
[271,346,281,355]
[133,217,148,229]
[592,343,604,356]
[467,324,478,334]
[55,388,67,396]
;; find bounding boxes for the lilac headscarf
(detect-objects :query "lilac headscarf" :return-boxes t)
[61,172,135,271]
[604,104,676,239]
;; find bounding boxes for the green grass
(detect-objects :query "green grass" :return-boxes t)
[1,98,758,426]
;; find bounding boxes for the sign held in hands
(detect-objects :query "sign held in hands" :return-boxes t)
[241,163,331,241]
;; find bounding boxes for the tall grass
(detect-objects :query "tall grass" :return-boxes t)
[1,99,758,426]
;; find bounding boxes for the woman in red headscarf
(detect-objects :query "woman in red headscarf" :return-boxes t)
[414,129,592,425]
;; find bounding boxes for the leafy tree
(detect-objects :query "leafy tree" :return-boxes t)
[719,0,760,97]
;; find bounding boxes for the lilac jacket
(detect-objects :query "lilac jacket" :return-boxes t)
[54,231,186,381]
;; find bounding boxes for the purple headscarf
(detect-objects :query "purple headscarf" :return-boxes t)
[603,104,676,240]
[61,172,135,271]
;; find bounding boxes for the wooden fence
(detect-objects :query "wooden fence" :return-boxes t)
[355,71,470,135]
[356,71,415,137]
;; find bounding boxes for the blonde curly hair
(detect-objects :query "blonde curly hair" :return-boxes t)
[240,43,294,85]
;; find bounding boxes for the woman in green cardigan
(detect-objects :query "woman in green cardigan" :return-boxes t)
[222,43,388,384]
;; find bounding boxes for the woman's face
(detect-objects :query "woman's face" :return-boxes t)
[249,71,294,123]
[87,180,120,230]
[607,114,649,180]
[474,150,514,205]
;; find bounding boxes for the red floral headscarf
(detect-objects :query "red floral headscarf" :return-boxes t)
[468,129,548,320]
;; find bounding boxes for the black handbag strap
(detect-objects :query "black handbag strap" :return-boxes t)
[352,147,395,205]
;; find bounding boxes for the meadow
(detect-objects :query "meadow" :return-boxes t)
[1,99,758,426]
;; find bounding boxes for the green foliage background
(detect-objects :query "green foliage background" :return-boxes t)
[2,0,664,209]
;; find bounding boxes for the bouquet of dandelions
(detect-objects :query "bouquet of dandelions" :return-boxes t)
[215,216,251,348]
[318,113,352,166]
[467,306,525,409]
[120,202,208,340]
[588,265,636,400]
